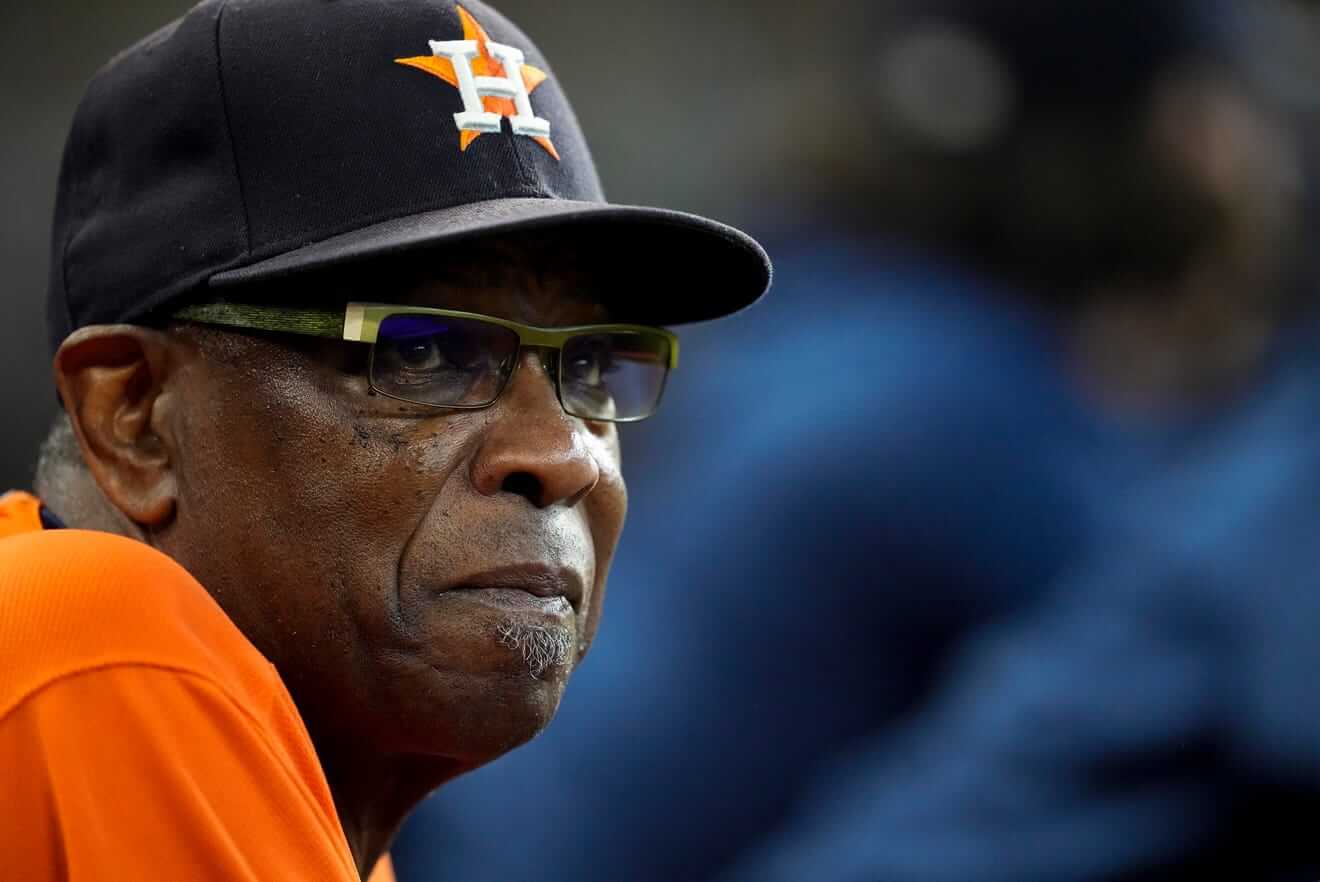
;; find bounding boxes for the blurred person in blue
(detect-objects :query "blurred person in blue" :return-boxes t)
[393,0,1310,880]
[712,2,1320,880]
[716,351,1320,882]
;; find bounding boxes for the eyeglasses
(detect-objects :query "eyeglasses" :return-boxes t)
[172,301,679,423]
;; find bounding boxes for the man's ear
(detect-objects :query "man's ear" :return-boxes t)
[53,325,179,528]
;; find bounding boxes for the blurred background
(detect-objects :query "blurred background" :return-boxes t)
[12,2,1320,882]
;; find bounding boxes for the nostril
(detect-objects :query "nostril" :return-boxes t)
[501,471,544,505]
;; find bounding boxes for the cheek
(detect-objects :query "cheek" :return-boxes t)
[172,367,477,649]
[580,423,626,552]
[590,434,627,553]
[580,430,627,650]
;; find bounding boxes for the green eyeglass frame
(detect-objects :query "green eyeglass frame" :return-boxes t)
[172,301,680,422]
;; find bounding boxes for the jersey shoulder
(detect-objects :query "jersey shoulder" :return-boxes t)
[0,529,278,721]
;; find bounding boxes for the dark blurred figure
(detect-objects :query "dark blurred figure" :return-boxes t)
[717,347,1320,882]
[713,2,1320,880]
[394,1,1311,880]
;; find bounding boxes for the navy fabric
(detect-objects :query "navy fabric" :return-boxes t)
[48,0,247,351]
[715,341,1320,882]
[392,237,1132,882]
[215,0,600,256]
[38,507,66,531]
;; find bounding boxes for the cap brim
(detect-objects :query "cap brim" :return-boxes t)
[209,198,771,325]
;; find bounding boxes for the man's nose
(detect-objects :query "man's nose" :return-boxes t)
[469,350,601,509]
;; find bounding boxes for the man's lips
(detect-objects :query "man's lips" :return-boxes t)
[438,564,585,612]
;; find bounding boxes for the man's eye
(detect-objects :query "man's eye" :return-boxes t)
[392,338,444,370]
[567,349,616,385]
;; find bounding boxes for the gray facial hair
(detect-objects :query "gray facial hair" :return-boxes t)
[495,620,575,679]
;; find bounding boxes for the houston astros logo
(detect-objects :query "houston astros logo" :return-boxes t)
[396,5,559,159]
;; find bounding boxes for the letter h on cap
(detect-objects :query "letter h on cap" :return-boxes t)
[429,38,550,138]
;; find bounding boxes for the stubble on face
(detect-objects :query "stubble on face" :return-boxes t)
[495,619,577,679]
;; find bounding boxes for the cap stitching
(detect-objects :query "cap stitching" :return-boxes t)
[213,0,253,259]
[60,100,107,311]
[58,214,75,342]
[506,122,534,190]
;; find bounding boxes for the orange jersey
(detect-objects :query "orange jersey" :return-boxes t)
[0,492,394,882]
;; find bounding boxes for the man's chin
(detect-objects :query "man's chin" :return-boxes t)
[381,642,576,764]
[366,599,581,763]
[424,664,573,766]
[470,619,578,751]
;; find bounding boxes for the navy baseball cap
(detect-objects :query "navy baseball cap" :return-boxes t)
[47,0,772,354]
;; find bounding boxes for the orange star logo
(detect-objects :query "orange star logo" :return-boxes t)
[396,5,560,160]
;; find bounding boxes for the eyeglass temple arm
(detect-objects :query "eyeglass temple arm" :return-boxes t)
[174,303,681,369]
[171,302,346,339]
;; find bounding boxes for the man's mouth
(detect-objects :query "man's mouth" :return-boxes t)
[439,564,585,613]
[447,587,573,617]
[423,564,584,678]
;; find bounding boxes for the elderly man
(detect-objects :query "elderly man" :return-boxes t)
[0,1,768,880]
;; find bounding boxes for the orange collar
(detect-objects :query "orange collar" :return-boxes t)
[0,492,45,540]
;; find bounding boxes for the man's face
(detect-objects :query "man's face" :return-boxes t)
[156,252,626,769]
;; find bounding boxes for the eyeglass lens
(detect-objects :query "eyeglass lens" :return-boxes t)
[559,332,671,421]
[370,314,671,421]
[372,314,520,407]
